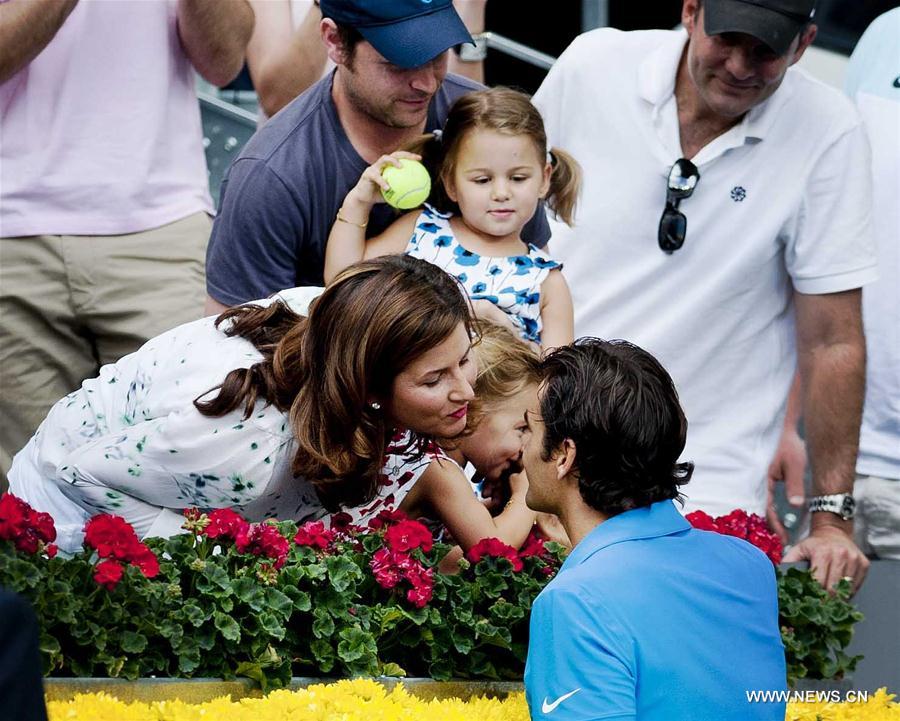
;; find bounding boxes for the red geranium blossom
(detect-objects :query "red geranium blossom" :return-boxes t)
[519,529,550,559]
[384,519,433,554]
[686,508,783,565]
[371,548,402,589]
[93,559,125,590]
[0,493,57,555]
[466,537,524,572]
[294,520,336,550]
[685,510,719,532]
[236,522,290,568]
[84,514,140,560]
[367,508,408,530]
[83,513,160,585]
[204,508,249,541]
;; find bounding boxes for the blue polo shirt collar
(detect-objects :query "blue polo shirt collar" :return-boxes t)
[561,500,690,572]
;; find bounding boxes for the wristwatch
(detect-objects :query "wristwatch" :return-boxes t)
[455,32,489,62]
[808,493,856,521]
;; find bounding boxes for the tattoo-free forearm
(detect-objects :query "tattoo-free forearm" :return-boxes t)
[176,0,254,87]
[0,0,78,83]
[799,335,865,525]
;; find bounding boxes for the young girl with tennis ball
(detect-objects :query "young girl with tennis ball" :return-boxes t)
[325,87,581,350]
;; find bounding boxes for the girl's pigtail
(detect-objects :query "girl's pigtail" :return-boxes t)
[545,147,582,226]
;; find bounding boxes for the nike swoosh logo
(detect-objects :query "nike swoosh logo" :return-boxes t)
[542,688,581,713]
[893,76,900,88]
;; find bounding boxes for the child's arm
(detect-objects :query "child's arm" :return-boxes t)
[323,151,420,284]
[539,268,575,351]
[400,459,537,553]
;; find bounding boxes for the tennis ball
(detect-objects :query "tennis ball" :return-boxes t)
[381,159,431,210]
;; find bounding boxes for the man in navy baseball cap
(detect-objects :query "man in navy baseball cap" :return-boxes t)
[320,0,473,69]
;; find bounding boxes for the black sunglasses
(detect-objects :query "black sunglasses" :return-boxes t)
[658,158,701,253]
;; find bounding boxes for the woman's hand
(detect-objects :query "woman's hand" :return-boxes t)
[344,151,423,211]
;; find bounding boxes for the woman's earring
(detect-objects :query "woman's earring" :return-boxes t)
[370,401,381,411]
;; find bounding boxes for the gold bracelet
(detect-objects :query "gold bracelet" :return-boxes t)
[336,209,368,229]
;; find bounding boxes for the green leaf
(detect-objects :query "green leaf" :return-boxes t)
[214,611,241,642]
[182,602,208,627]
[120,631,148,654]
[379,662,407,677]
[310,639,335,673]
[325,555,361,593]
[265,588,293,618]
[337,627,377,664]
[233,577,265,611]
[312,611,335,639]
[290,590,312,612]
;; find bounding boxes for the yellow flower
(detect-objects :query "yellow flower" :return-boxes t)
[47,682,897,721]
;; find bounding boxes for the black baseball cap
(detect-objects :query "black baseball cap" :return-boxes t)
[703,0,816,55]
[320,0,473,69]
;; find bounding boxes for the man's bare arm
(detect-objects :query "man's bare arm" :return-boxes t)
[246,0,326,117]
[784,288,869,592]
[204,294,230,317]
[176,0,254,88]
[0,0,78,83]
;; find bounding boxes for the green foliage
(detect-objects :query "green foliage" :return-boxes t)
[778,566,864,686]
[0,531,864,689]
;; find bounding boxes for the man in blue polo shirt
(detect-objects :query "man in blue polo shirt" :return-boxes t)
[522,339,787,720]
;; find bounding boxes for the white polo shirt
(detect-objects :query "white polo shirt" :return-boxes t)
[533,28,876,516]
[846,9,900,481]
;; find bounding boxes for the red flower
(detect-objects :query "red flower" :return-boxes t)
[717,509,751,538]
[236,522,290,568]
[0,493,57,555]
[384,519,433,553]
[45,544,58,558]
[0,493,30,539]
[406,583,433,608]
[83,513,160,580]
[519,529,549,559]
[371,548,402,589]
[31,511,57,543]
[367,508,408,530]
[294,520,336,550]
[84,514,140,560]
[688,508,783,566]
[466,537,524,572]
[205,508,249,541]
[129,544,160,578]
[685,510,719,532]
[93,559,124,590]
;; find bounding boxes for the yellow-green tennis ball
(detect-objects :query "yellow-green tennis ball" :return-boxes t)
[381,159,431,210]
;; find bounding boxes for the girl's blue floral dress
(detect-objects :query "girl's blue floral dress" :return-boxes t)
[404,205,562,343]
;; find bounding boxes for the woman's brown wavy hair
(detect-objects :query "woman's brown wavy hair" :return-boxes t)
[404,86,582,226]
[195,255,475,511]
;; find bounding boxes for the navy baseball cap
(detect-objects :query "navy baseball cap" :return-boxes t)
[320,0,473,69]
[703,0,816,55]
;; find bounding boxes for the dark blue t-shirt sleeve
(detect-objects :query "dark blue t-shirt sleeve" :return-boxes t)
[206,159,303,306]
[522,203,551,248]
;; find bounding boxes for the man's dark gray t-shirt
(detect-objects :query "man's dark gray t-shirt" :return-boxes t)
[206,72,551,305]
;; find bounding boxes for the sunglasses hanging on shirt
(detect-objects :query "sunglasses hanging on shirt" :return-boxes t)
[658,158,701,253]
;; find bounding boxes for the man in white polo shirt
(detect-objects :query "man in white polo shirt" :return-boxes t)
[533,0,875,590]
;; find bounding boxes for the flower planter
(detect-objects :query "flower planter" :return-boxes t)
[44,677,523,703]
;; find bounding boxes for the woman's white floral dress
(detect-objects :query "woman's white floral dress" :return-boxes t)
[9,292,327,552]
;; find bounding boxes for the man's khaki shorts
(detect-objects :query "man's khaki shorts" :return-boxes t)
[0,212,211,491]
